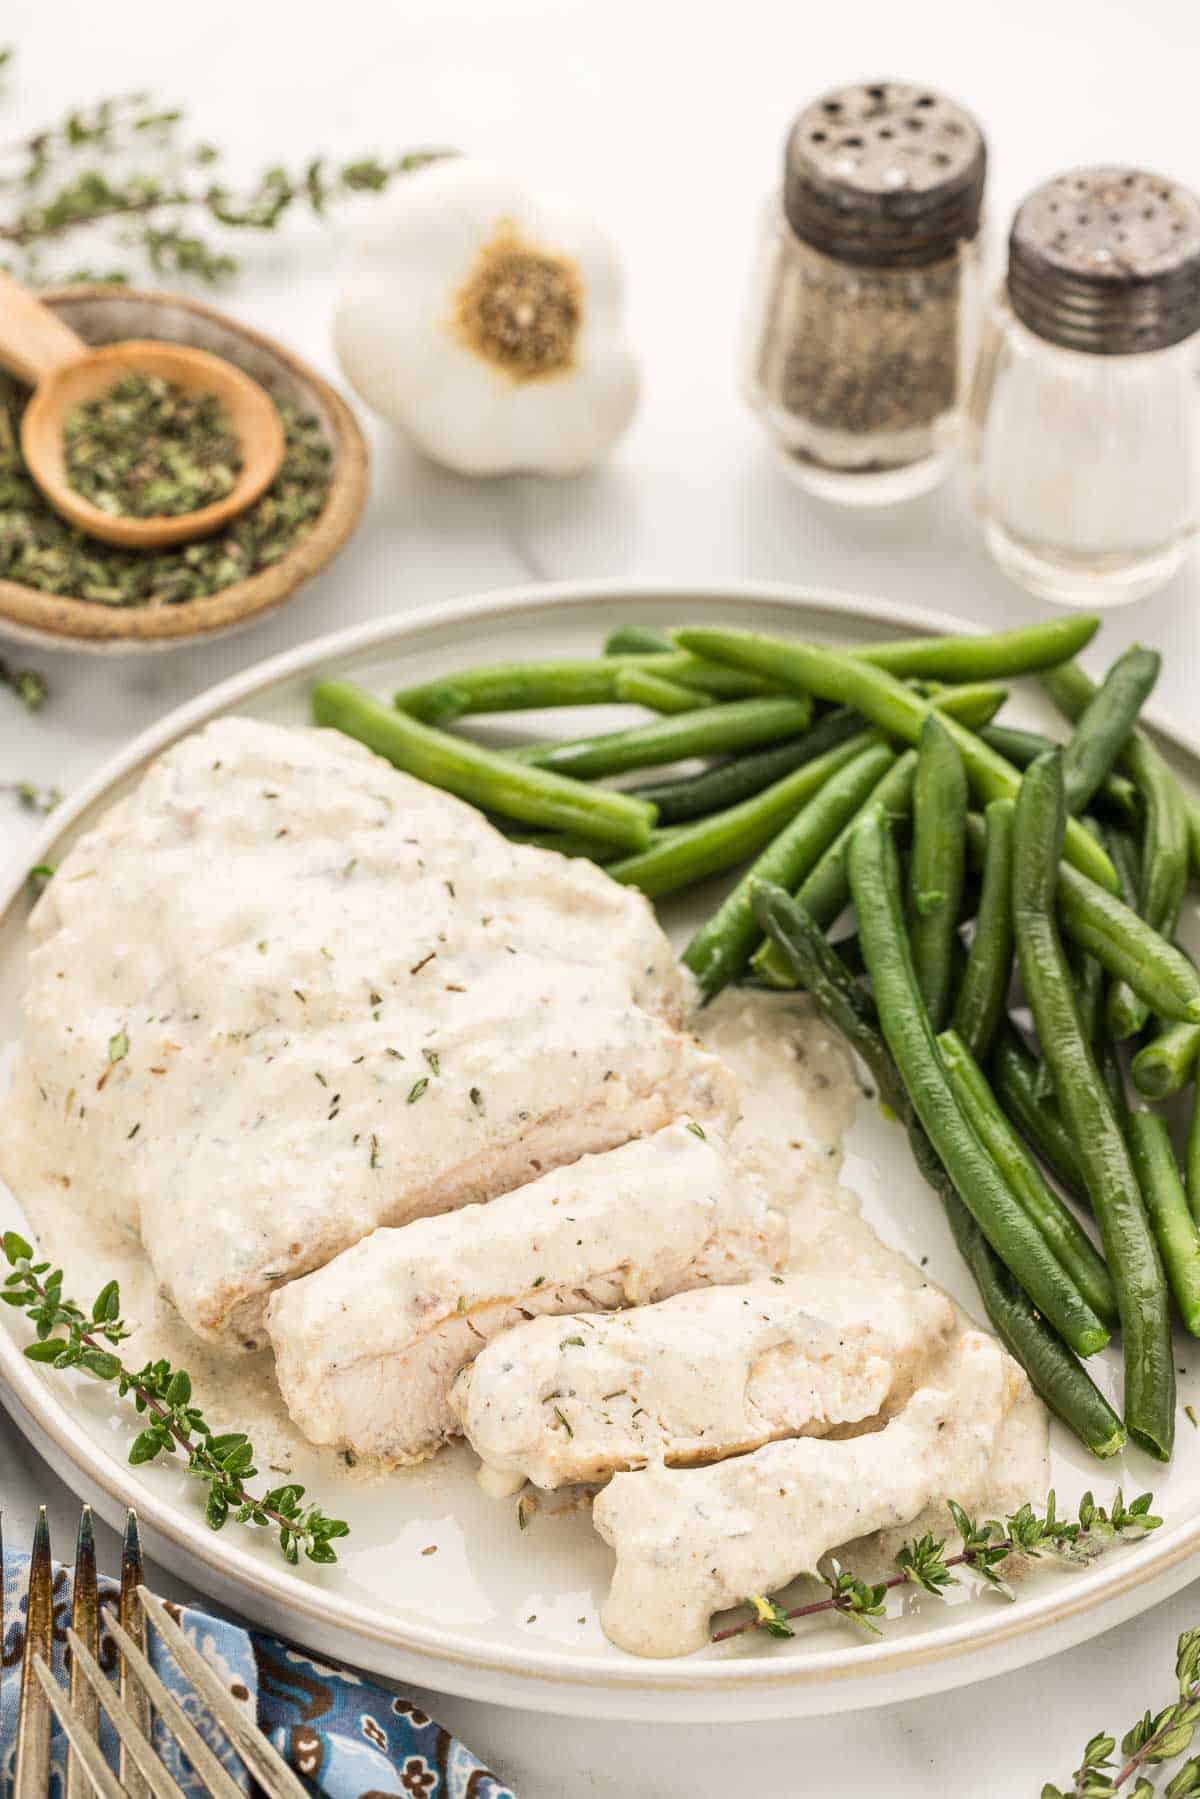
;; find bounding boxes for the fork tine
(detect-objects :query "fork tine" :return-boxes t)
[105,1614,243,1799]
[14,1507,53,1799]
[66,1507,99,1799]
[118,1510,152,1799]
[30,1659,125,1799]
[66,1628,189,1799]
[137,1586,310,1799]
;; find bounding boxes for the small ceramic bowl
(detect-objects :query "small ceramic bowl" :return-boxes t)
[0,286,368,653]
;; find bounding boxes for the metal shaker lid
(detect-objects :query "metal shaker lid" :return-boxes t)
[1008,168,1200,354]
[783,81,986,269]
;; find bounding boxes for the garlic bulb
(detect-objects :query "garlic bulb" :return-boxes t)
[334,158,639,477]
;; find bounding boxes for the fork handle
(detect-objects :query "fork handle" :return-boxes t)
[0,270,89,385]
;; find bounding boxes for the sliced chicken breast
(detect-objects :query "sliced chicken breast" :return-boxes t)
[451,1275,956,1491]
[0,717,733,1349]
[592,1330,1020,1657]
[267,1122,785,1463]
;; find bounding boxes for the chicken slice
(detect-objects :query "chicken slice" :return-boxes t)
[592,1330,1019,1657]
[0,717,734,1350]
[451,1275,956,1492]
[266,1122,785,1463]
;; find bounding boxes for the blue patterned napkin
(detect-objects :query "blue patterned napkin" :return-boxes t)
[1,1547,517,1798]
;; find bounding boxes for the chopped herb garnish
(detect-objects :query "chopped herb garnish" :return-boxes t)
[562,1336,585,1348]
[369,1133,380,1169]
[407,1077,429,1104]
[553,1406,574,1437]
[469,1086,485,1112]
[422,1048,440,1075]
[108,1028,129,1064]
[685,1120,706,1140]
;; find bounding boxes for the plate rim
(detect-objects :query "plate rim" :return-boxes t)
[3,574,1197,1709]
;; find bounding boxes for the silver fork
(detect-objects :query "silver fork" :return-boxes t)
[9,1505,308,1799]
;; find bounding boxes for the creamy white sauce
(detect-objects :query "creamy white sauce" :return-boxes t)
[0,718,730,1350]
[0,733,1049,1646]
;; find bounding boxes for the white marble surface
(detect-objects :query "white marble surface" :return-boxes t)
[2,1,1200,1792]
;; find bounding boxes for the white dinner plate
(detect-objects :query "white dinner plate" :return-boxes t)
[3,578,1200,1723]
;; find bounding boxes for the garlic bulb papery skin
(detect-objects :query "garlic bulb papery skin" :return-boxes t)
[334,158,639,477]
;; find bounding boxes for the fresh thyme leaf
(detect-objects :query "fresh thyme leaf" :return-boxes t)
[685,1120,706,1139]
[552,1405,574,1438]
[746,1594,794,1640]
[422,1047,440,1075]
[407,1076,429,1104]
[108,1027,129,1063]
[1,1234,348,1566]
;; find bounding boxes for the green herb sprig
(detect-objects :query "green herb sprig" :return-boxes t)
[1,1231,349,1565]
[1044,1627,1200,1798]
[0,655,48,710]
[714,1491,1160,1645]
[0,53,451,287]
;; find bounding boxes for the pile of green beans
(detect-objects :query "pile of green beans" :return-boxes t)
[312,610,1200,1464]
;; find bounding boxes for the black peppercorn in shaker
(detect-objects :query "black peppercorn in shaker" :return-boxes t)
[744,81,987,504]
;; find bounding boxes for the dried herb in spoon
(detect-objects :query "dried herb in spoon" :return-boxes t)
[63,372,243,517]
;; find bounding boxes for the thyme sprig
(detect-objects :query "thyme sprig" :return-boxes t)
[714,1490,1160,1644]
[1044,1628,1200,1798]
[0,52,451,286]
[1,1231,349,1565]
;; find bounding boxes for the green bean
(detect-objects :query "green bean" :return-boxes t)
[909,713,967,1029]
[750,882,1123,1456]
[1128,936,1200,1104]
[683,741,895,1003]
[311,680,656,852]
[1056,859,1200,1024]
[1011,749,1173,1459]
[854,614,1100,681]
[1109,760,1188,1038]
[1188,1088,1200,1229]
[394,653,774,721]
[938,1030,1116,1323]
[628,708,868,824]
[606,731,876,899]
[848,801,1109,1356]
[612,667,714,713]
[991,1027,1092,1205]
[1042,660,1192,1036]
[752,751,919,988]
[604,625,675,655]
[1132,1021,1200,1100]
[501,829,622,862]
[952,798,1014,1062]
[1060,646,1160,817]
[1104,825,1143,910]
[675,628,1117,889]
[508,694,814,780]
[1126,1110,1200,1336]
[1032,819,1106,1102]
[980,725,1140,823]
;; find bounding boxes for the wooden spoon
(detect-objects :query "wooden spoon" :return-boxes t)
[0,271,285,549]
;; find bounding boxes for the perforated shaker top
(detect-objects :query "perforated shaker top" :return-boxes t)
[1008,168,1200,354]
[783,81,986,269]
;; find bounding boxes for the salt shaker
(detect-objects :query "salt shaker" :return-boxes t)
[744,81,987,504]
[969,168,1200,608]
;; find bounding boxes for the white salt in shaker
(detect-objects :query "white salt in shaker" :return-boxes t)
[743,81,988,504]
[969,168,1200,607]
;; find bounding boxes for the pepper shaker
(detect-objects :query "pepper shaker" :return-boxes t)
[743,81,988,504]
[968,168,1200,607]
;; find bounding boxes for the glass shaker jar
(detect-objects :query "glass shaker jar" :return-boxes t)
[969,168,1200,607]
[744,81,987,504]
